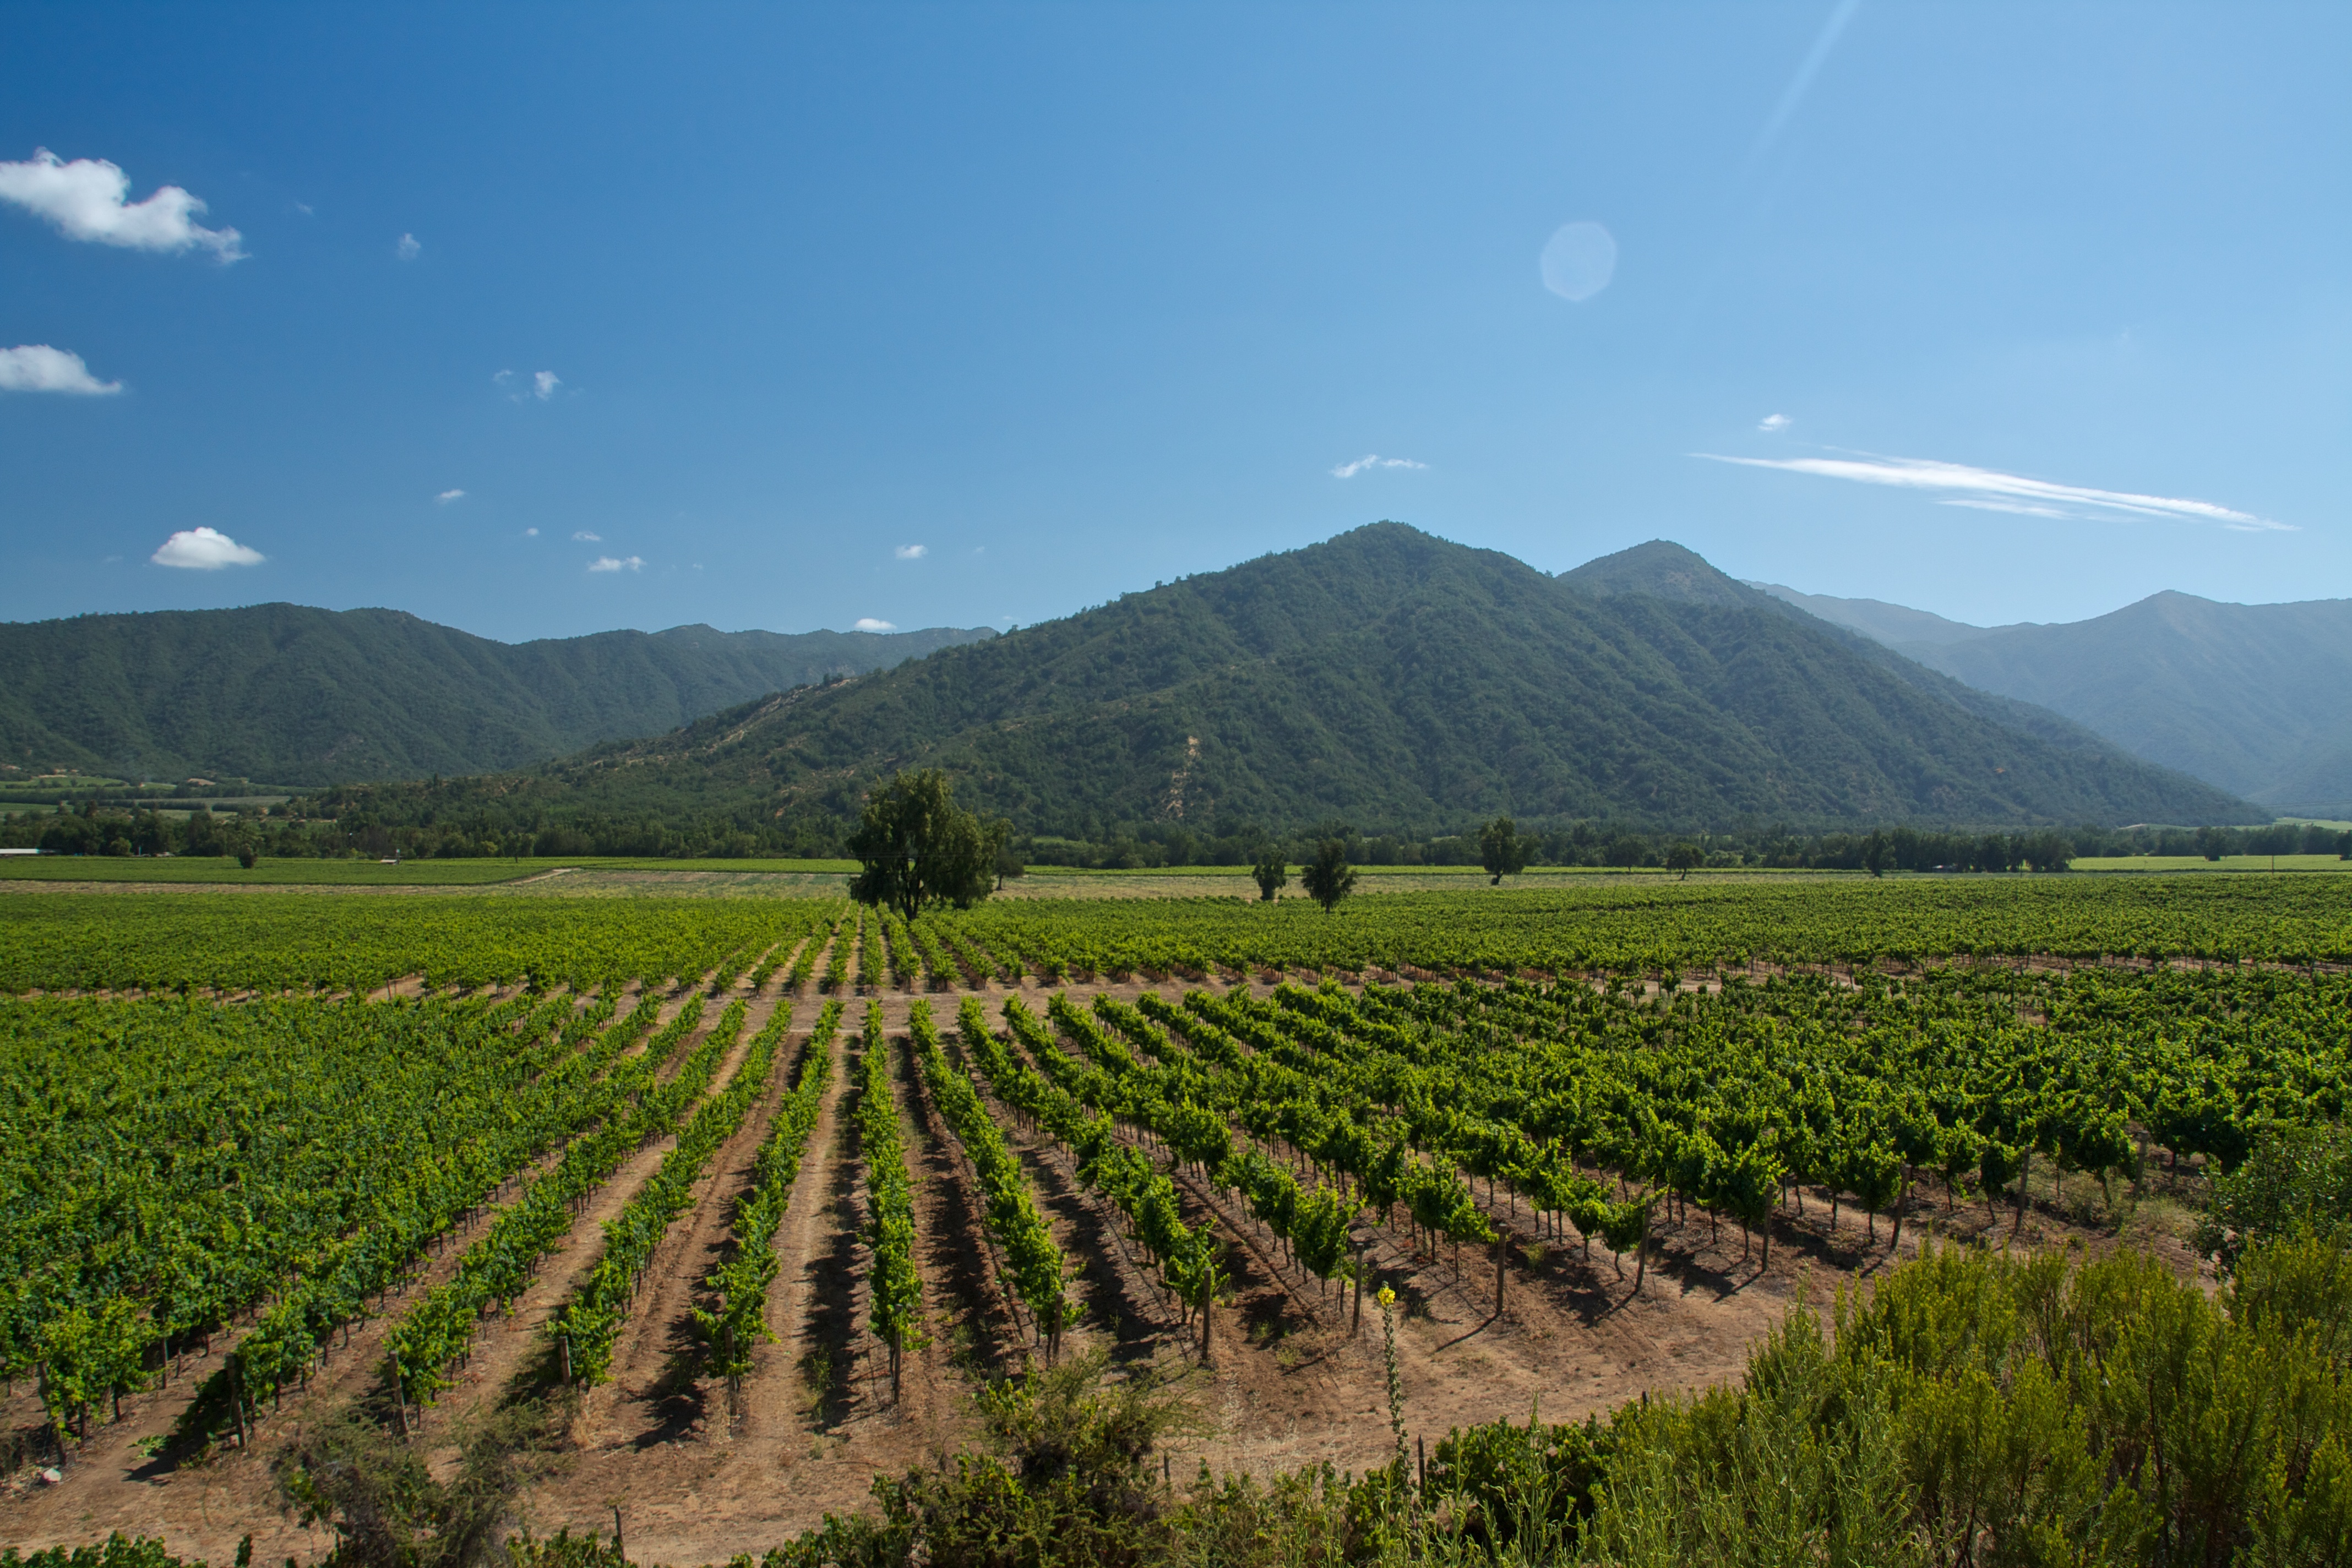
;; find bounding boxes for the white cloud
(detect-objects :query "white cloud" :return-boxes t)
[1695,450,2291,532]
[894,543,928,559]
[1331,454,1429,479]
[852,617,896,632]
[0,344,121,395]
[0,149,244,260]
[524,527,540,537]
[572,530,601,542]
[396,232,421,261]
[586,555,644,573]
[435,488,465,504]
[151,527,264,569]
[532,370,560,400]
[1757,413,1792,433]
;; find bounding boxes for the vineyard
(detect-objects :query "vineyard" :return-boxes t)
[1,876,2347,1564]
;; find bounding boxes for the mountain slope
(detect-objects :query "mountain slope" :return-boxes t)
[1746,581,1996,647]
[469,525,2252,834]
[0,605,992,786]
[1888,592,2352,812]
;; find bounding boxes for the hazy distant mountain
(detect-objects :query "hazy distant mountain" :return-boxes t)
[1747,582,1997,648]
[0,605,993,786]
[1907,595,2352,813]
[352,525,2249,839]
[1749,578,2352,813]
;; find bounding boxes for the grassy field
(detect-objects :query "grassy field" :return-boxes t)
[2072,853,2351,873]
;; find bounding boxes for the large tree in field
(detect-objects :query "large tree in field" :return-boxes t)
[847,769,999,921]
[1478,817,1528,884]
[1299,840,1358,914]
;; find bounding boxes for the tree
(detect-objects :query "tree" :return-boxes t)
[846,770,998,921]
[1664,841,1702,880]
[1478,818,1529,884]
[1602,834,1647,870]
[1250,854,1288,902]
[988,821,1024,890]
[1298,840,1358,914]
[1861,831,1892,878]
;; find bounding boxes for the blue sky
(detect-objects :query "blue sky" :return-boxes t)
[3,3,2345,642]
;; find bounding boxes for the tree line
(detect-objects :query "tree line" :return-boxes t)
[7,785,2343,872]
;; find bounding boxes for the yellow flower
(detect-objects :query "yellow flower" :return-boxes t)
[1376,1286,1396,1308]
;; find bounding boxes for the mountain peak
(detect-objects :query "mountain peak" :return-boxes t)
[1558,540,1758,607]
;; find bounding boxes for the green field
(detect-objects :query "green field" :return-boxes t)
[2072,853,2351,873]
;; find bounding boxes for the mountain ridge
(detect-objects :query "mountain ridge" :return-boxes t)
[375,523,2253,840]
[0,603,994,786]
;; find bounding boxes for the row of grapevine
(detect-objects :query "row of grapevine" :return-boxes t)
[380,994,723,1414]
[856,913,885,992]
[177,995,633,1440]
[929,874,2352,977]
[785,906,848,991]
[908,999,1067,1356]
[1051,991,1439,1291]
[1183,986,1654,1278]
[880,908,918,988]
[693,999,843,1400]
[3,991,584,1436]
[0,895,835,994]
[821,912,854,992]
[1087,997,1365,1291]
[552,997,789,1386]
[855,1003,922,1398]
[964,999,1217,1353]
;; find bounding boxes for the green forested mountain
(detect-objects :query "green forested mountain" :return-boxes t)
[355,524,2253,844]
[0,604,992,786]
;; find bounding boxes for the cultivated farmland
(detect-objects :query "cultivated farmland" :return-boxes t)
[1,875,2346,1561]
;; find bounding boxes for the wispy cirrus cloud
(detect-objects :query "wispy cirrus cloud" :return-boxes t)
[1695,450,2290,533]
[893,544,927,560]
[0,344,121,395]
[1757,413,1791,433]
[586,555,644,573]
[1331,454,1428,479]
[572,531,601,542]
[0,149,244,260]
[435,488,465,504]
[397,232,421,262]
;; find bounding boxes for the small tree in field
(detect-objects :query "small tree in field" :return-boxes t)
[1664,841,1702,880]
[1299,840,1358,914]
[1478,818,1528,884]
[1250,854,1288,902]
